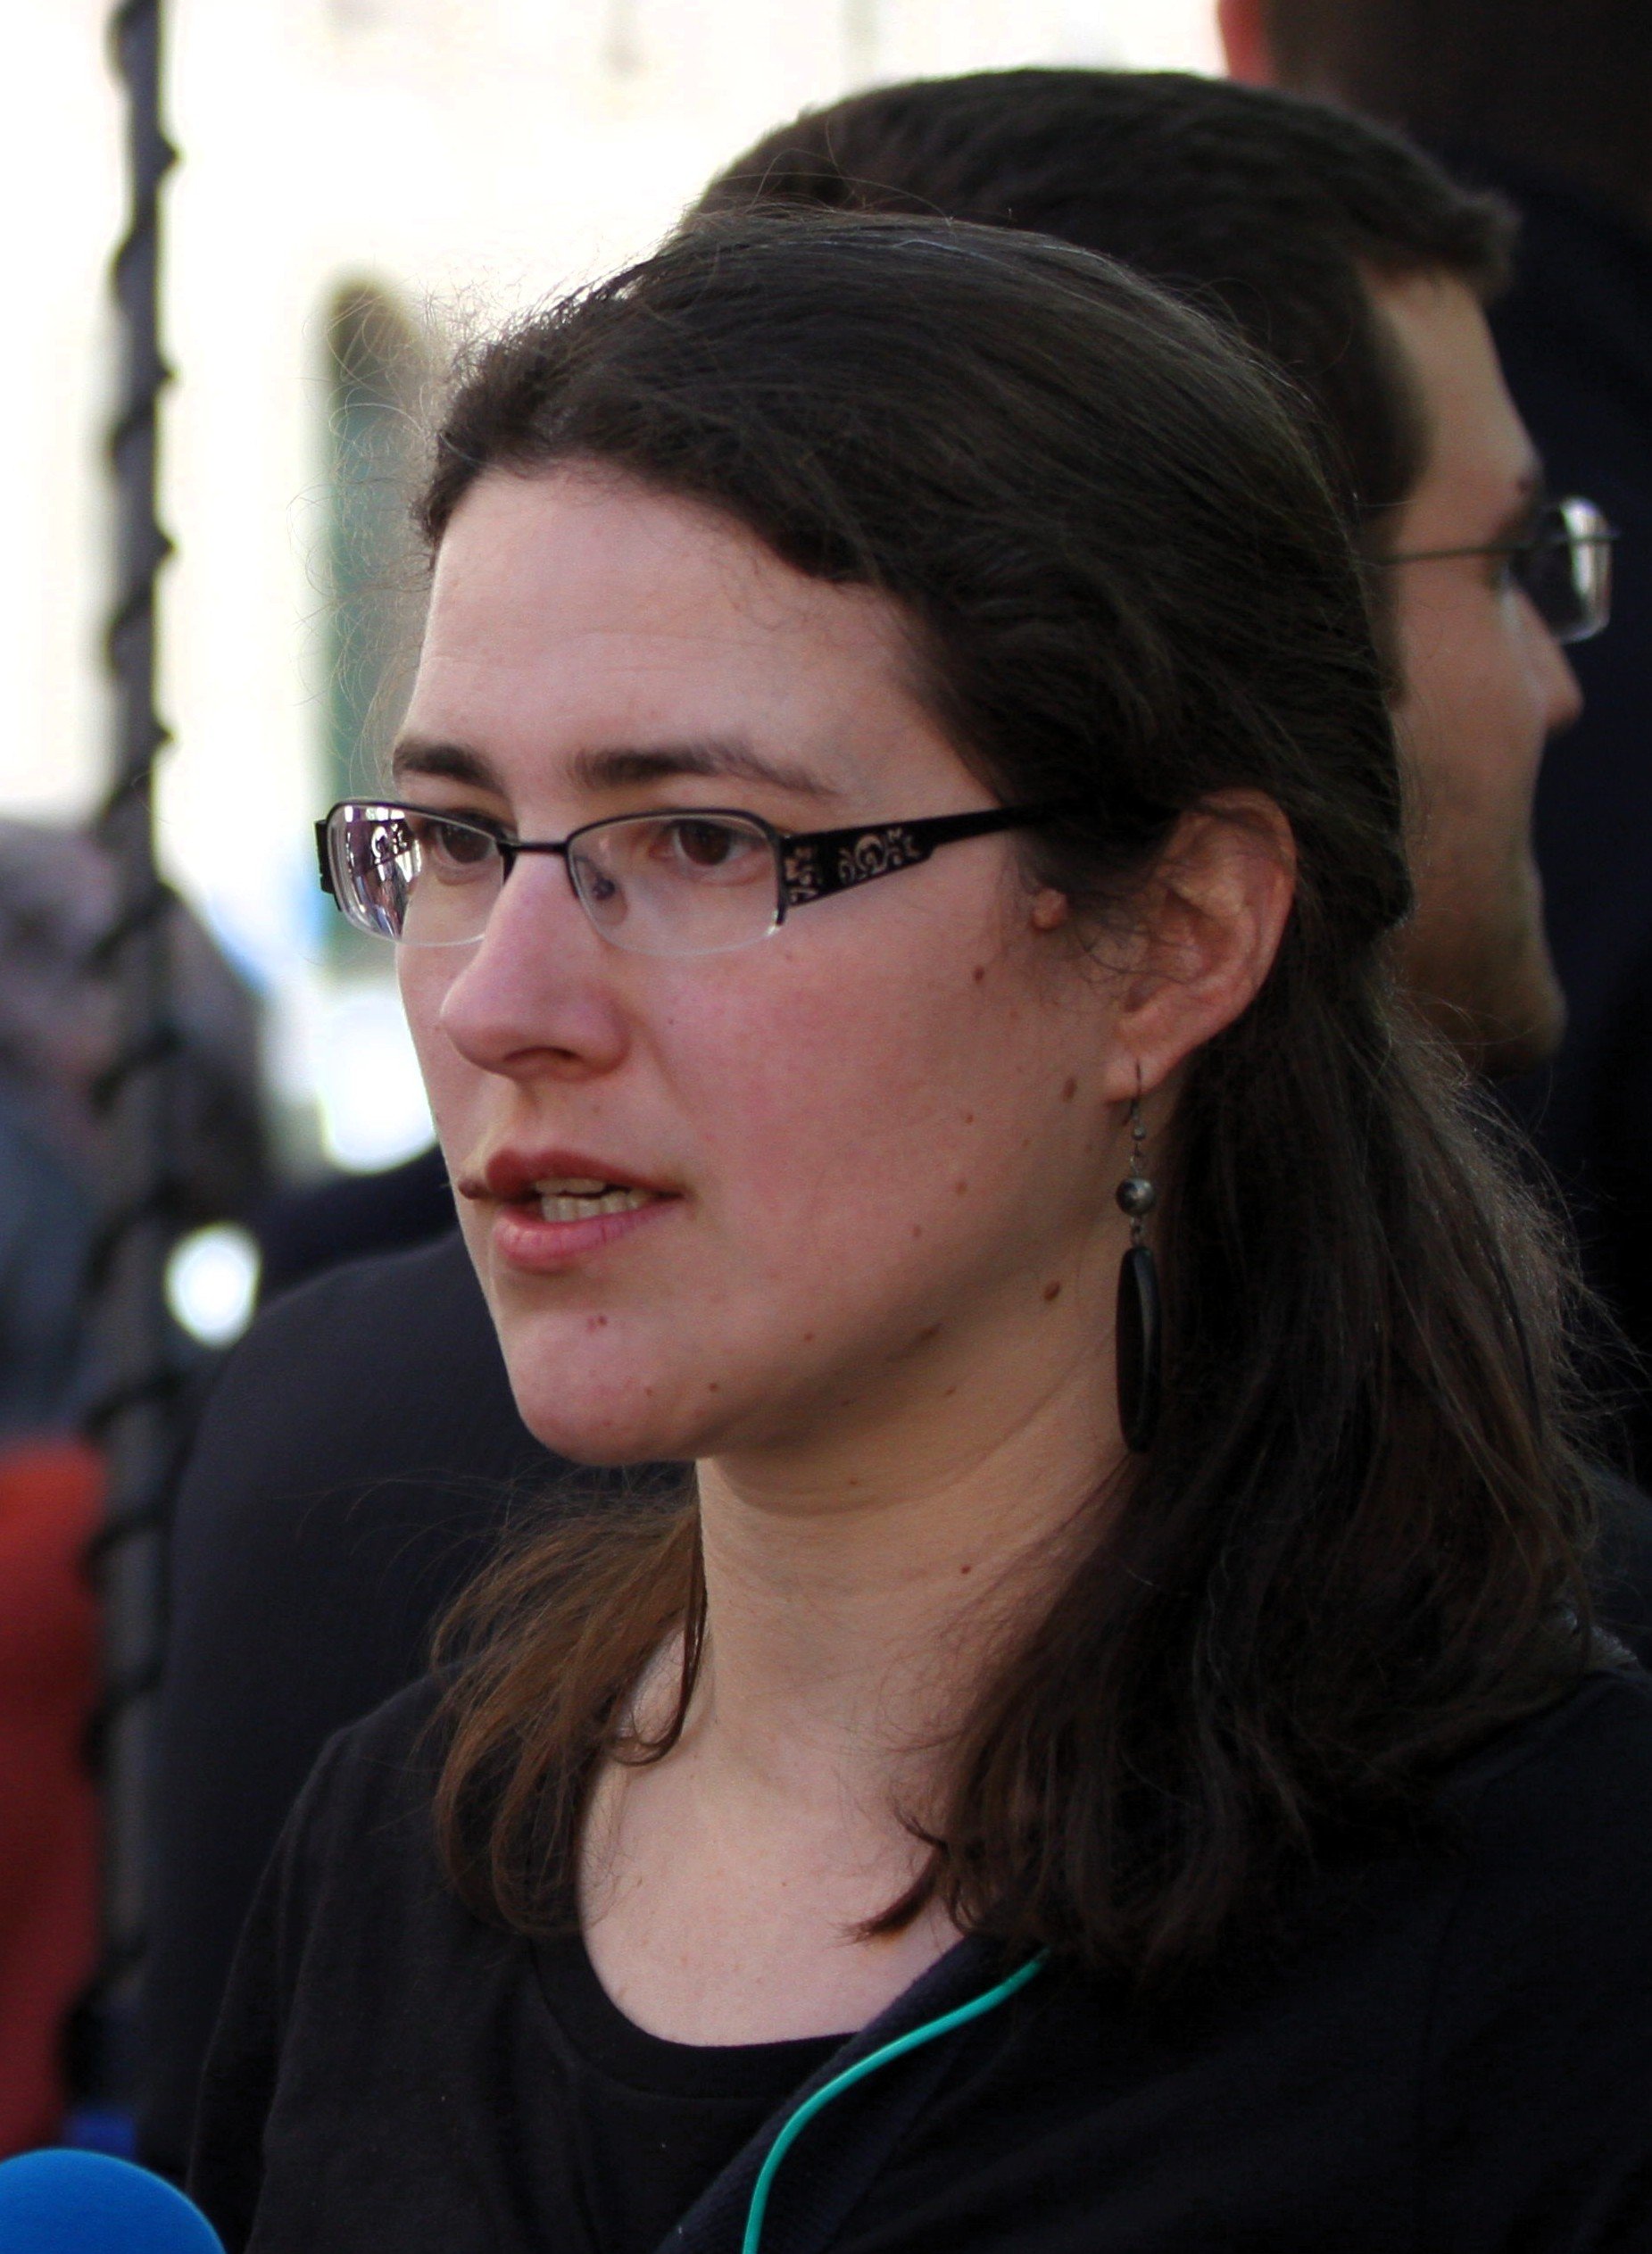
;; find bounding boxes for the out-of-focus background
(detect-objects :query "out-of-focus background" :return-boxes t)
[7,0,1652,2191]
[4,0,1217,1274]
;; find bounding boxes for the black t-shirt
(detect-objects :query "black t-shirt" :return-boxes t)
[191,1669,1652,2254]
[530,1931,840,2251]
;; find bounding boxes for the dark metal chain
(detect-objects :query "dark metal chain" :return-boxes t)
[73,0,184,2121]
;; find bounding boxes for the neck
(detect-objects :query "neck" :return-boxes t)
[679,1343,1121,1816]
[579,1318,1125,2039]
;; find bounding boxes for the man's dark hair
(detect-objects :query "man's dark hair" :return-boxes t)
[1264,0,1652,224]
[698,69,1514,541]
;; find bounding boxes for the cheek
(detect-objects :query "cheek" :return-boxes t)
[397,953,471,1136]
[1398,594,1531,824]
[670,925,1096,1290]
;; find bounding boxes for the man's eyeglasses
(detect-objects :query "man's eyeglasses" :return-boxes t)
[1377,494,1616,645]
[317,799,1054,958]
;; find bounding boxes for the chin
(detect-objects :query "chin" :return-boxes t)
[1400,904,1567,1081]
[1479,952,1567,1081]
[508,1372,695,1468]
[493,1322,716,1468]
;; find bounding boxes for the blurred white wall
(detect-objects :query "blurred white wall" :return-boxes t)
[4,0,1217,1171]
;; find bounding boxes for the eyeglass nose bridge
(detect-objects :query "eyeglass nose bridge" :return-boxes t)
[497,837,567,879]
[486,835,585,928]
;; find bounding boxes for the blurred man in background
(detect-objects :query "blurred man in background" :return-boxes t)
[1221,0,1652,1466]
[138,69,1643,2174]
[706,71,1596,1090]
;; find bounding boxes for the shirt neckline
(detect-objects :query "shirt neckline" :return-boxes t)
[532,1926,851,2101]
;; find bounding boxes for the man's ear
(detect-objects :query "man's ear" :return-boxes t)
[1217,0,1282,85]
[1100,791,1297,1103]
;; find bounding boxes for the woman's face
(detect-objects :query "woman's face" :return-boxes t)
[398,466,1132,1471]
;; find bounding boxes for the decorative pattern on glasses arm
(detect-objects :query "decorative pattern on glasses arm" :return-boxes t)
[777,807,1057,910]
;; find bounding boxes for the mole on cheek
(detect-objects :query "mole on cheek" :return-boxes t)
[953,1179,969,1196]
[973,965,987,985]
[1042,1281,1062,1302]
[910,1223,923,1239]
[585,1314,610,1332]
[1062,1077,1078,1102]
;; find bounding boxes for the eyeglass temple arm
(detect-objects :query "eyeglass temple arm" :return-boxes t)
[315,819,336,900]
[1379,531,1617,565]
[780,808,1045,910]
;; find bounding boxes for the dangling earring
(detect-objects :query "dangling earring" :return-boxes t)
[1115,1079,1162,1452]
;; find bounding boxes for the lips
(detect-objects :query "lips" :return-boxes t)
[462,1148,672,1204]
[454,1145,678,1273]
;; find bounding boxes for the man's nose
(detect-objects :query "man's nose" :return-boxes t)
[434,851,630,1082]
[1529,601,1584,741]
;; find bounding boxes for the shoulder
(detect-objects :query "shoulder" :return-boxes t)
[1444,1665,1652,1852]
[1434,1668,1652,1959]
[1418,1672,1652,2240]
[188,1675,499,2244]
[255,1676,477,1991]
[1592,1470,1652,1667]
[292,1673,452,1852]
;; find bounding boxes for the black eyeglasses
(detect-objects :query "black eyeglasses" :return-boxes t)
[317,799,1056,957]
[1377,494,1616,645]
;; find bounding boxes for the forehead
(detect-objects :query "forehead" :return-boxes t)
[1371,271,1540,544]
[411,466,926,793]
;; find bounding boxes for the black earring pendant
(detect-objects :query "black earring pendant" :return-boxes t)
[1115,1091,1162,1452]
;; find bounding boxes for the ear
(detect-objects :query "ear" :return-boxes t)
[1217,0,1282,84]
[1099,790,1297,1103]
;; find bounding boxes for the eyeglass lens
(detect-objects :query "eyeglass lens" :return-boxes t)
[330,804,786,956]
[1518,499,1614,645]
[569,814,783,953]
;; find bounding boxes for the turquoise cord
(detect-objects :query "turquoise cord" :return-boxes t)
[740,1953,1048,2254]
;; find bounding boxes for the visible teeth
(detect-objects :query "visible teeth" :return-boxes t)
[533,1177,609,1195]
[538,1186,653,1222]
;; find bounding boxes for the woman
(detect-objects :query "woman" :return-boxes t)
[193,217,1652,2251]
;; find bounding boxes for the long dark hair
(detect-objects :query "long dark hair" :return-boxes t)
[426,214,1598,1980]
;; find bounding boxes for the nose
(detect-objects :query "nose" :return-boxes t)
[431,850,631,1083]
[1526,597,1584,741]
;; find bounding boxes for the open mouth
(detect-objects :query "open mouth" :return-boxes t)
[530,1177,662,1223]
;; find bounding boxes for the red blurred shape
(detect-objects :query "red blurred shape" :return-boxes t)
[0,1443,101,2155]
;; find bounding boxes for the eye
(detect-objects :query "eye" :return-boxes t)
[656,817,769,879]
[676,819,741,866]
[411,811,500,875]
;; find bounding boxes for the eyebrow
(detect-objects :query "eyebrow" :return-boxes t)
[569,739,840,799]
[390,734,841,802]
[390,737,502,791]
